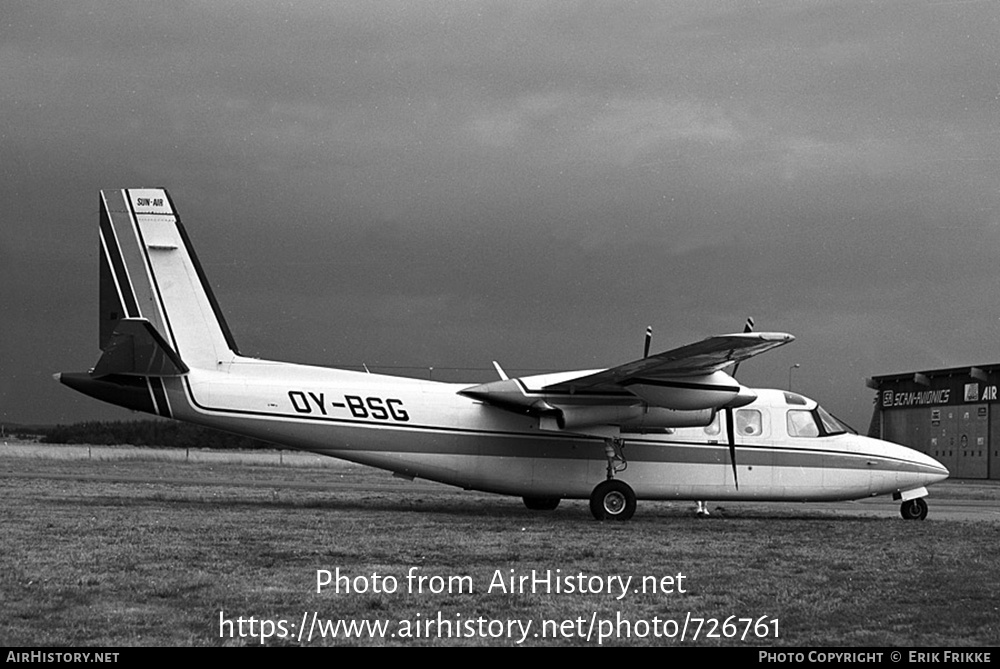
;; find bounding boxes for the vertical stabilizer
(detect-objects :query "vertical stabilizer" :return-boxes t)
[98,188,240,370]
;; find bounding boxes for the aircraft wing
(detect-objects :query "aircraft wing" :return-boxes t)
[459,332,794,416]
[541,332,794,394]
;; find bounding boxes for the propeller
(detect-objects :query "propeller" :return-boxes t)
[728,317,754,378]
[640,326,652,415]
[724,316,755,489]
[640,320,749,489]
[726,404,738,489]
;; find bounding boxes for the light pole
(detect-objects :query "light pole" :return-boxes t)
[788,363,800,391]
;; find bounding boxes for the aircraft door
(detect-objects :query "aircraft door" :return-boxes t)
[731,407,774,491]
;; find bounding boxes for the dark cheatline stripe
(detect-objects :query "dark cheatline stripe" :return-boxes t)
[149,377,171,418]
[99,198,139,318]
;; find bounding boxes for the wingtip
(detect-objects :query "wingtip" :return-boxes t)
[725,331,795,342]
[754,331,795,342]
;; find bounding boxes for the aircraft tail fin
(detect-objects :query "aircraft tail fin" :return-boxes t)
[98,188,240,371]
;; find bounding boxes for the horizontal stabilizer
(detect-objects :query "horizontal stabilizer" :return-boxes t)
[91,318,188,377]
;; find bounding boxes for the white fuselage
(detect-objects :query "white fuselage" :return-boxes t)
[163,358,948,503]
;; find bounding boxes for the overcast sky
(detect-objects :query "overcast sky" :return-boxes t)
[2,1,999,430]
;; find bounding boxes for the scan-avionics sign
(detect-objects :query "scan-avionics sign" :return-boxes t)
[881,389,951,408]
[879,381,1000,410]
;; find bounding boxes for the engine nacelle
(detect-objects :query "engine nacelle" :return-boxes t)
[623,370,755,410]
[540,404,715,431]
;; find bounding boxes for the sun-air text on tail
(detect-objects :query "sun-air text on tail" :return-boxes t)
[57,189,950,521]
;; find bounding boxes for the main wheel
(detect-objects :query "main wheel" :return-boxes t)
[522,496,561,511]
[900,497,928,520]
[589,480,637,521]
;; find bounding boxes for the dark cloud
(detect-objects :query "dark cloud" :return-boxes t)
[3,1,999,429]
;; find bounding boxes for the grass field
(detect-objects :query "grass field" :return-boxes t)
[1,444,998,646]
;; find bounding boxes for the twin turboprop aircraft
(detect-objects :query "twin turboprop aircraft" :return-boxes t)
[58,189,950,521]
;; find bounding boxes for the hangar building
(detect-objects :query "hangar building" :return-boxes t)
[867,365,1000,480]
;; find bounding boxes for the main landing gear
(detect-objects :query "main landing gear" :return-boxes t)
[590,438,637,521]
[899,497,928,520]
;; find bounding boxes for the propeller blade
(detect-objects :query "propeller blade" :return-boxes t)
[730,317,755,378]
[726,407,739,489]
[641,326,653,413]
[722,317,753,488]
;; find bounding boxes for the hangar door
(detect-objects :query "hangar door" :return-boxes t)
[928,407,957,477]
[990,405,1000,480]
[954,405,988,479]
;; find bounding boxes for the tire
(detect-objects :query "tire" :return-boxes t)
[899,497,928,520]
[522,496,561,511]
[589,480,637,521]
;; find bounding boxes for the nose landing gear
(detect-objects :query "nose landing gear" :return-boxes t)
[900,497,928,520]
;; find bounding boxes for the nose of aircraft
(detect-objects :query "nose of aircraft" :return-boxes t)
[877,436,950,487]
[912,448,950,483]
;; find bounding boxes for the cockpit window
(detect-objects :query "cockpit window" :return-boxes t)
[786,410,820,437]
[816,405,854,436]
[786,406,856,438]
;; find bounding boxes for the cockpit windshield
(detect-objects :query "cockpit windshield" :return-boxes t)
[816,405,855,435]
[786,405,856,438]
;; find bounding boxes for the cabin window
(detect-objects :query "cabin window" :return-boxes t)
[783,391,808,406]
[786,410,820,437]
[735,409,762,436]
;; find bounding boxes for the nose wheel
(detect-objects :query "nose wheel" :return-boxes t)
[900,497,928,520]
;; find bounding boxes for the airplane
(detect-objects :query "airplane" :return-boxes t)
[57,188,949,521]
